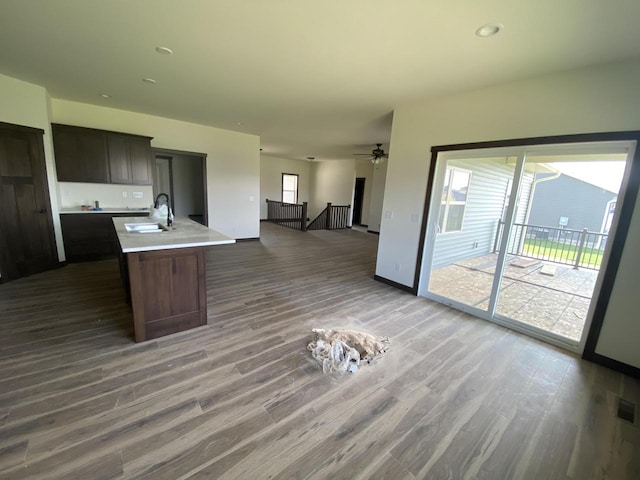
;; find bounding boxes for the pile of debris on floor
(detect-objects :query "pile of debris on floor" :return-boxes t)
[307,328,389,374]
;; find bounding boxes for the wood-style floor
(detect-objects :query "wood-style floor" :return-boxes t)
[1,222,639,479]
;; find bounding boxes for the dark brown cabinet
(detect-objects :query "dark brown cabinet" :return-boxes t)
[129,136,154,184]
[106,134,130,184]
[107,133,154,185]
[60,212,148,262]
[127,247,207,342]
[53,124,153,185]
[52,125,110,183]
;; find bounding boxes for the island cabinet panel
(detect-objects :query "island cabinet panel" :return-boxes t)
[127,246,207,342]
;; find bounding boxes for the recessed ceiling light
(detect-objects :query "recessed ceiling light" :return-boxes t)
[155,46,173,55]
[235,122,243,126]
[475,23,503,37]
[99,93,111,99]
[142,78,157,84]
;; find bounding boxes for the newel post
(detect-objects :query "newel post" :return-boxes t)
[301,202,308,232]
[326,202,332,230]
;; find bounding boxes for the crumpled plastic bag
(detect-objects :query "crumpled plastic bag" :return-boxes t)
[307,328,389,374]
[149,204,173,224]
[308,338,361,374]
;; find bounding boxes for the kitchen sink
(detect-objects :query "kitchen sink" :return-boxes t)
[124,222,169,233]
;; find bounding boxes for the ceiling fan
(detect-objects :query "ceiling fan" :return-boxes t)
[353,143,388,164]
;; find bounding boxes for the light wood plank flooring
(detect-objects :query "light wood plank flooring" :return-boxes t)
[1,222,639,479]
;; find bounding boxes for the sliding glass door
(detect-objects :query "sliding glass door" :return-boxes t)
[419,141,632,349]
[424,153,518,315]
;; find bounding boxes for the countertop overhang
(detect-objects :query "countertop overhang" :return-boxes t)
[113,217,236,253]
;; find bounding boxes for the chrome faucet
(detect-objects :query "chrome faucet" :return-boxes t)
[154,193,173,227]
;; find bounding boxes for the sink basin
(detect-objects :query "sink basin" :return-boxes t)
[124,222,169,233]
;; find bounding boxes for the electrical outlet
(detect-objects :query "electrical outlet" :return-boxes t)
[133,192,143,199]
[394,263,401,272]
[384,211,393,220]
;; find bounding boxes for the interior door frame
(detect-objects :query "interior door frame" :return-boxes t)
[153,155,175,213]
[353,177,366,225]
[413,131,640,372]
[152,148,208,227]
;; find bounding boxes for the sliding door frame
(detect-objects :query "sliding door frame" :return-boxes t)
[413,131,640,375]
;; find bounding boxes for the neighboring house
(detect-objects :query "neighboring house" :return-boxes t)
[527,173,617,233]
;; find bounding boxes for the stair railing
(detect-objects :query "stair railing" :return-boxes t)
[307,203,351,230]
[265,199,307,231]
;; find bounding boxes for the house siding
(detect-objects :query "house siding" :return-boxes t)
[432,158,534,268]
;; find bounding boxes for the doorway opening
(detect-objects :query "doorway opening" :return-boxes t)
[353,177,366,226]
[153,149,207,226]
[417,134,638,352]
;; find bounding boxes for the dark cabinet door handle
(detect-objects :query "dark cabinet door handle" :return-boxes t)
[38,208,47,214]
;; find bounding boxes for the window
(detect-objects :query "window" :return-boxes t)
[282,173,298,204]
[438,167,471,233]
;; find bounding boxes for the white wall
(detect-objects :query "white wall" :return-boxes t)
[378,57,640,366]
[259,155,311,219]
[308,159,355,220]
[354,159,374,226]
[0,74,65,261]
[51,99,260,239]
[595,175,640,368]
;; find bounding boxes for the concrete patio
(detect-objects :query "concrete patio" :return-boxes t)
[428,253,599,341]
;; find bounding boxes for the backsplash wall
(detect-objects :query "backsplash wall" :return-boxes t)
[58,182,154,209]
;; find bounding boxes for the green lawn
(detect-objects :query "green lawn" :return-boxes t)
[522,238,604,268]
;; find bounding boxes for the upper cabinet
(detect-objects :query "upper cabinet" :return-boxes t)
[107,133,154,185]
[53,124,153,185]
[52,124,110,183]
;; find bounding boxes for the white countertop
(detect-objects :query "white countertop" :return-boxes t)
[113,217,236,253]
[60,208,150,214]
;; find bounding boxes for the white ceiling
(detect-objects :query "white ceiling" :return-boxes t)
[2,0,640,161]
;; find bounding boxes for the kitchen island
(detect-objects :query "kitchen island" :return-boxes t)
[113,216,235,342]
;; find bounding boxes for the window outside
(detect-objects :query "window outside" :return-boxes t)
[438,167,471,232]
[282,173,298,203]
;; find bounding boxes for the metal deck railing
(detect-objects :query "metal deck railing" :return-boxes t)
[494,221,608,270]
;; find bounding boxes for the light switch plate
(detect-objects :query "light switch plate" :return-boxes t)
[133,192,143,199]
